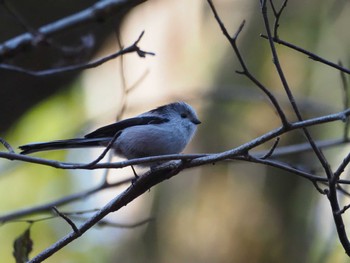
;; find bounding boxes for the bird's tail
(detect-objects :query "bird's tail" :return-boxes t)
[19,138,108,154]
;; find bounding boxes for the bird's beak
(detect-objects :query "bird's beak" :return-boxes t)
[192,118,201,125]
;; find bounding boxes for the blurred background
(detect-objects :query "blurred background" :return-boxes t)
[1,0,350,262]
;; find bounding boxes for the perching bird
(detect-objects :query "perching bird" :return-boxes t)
[19,102,201,161]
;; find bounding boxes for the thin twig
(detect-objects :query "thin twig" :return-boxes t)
[336,183,350,197]
[336,204,350,216]
[0,31,154,76]
[0,137,15,153]
[207,0,289,127]
[260,0,334,180]
[242,154,328,183]
[312,181,327,195]
[260,35,350,75]
[269,0,288,39]
[261,1,350,254]
[80,131,122,168]
[1,0,40,38]
[28,162,184,262]
[0,178,133,223]
[0,0,147,60]
[52,207,80,234]
[339,60,350,140]
[261,137,280,159]
[254,138,349,157]
[71,216,154,229]
[116,70,149,120]
[334,152,350,181]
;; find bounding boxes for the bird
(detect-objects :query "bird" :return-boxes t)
[19,102,201,162]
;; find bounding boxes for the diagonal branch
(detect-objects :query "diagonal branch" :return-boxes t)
[28,162,184,262]
[0,178,132,223]
[52,207,80,234]
[0,31,154,76]
[0,0,147,60]
[260,137,280,159]
[261,0,350,255]
[207,0,289,127]
[0,137,15,153]
[260,36,350,75]
[260,0,334,181]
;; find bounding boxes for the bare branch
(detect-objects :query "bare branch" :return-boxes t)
[72,216,154,229]
[336,184,350,197]
[254,138,349,157]
[260,36,350,75]
[261,0,334,180]
[80,131,122,168]
[1,0,40,39]
[260,137,280,159]
[52,207,80,234]
[269,0,288,38]
[207,0,289,127]
[0,31,154,76]
[260,2,350,254]
[0,137,15,153]
[336,204,350,216]
[0,107,349,171]
[0,178,132,223]
[1,1,350,260]
[240,154,328,183]
[334,152,350,181]
[0,0,147,60]
[312,181,327,195]
[28,162,183,262]
[339,60,350,140]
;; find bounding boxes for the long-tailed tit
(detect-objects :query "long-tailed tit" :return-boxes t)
[19,102,201,162]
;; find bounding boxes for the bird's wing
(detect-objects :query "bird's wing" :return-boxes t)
[84,116,169,138]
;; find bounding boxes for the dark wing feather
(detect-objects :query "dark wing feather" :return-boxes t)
[84,116,169,138]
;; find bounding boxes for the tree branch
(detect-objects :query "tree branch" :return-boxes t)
[261,0,350,255]
[260,36,350,75]
[0,178,133,223]
[0,31,154,76]
[1,107,350,171]
[0,0,147,60]
[28,162,183,262]
[207,0,289,127]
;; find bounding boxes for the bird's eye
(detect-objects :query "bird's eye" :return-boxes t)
[180,113,187,118]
